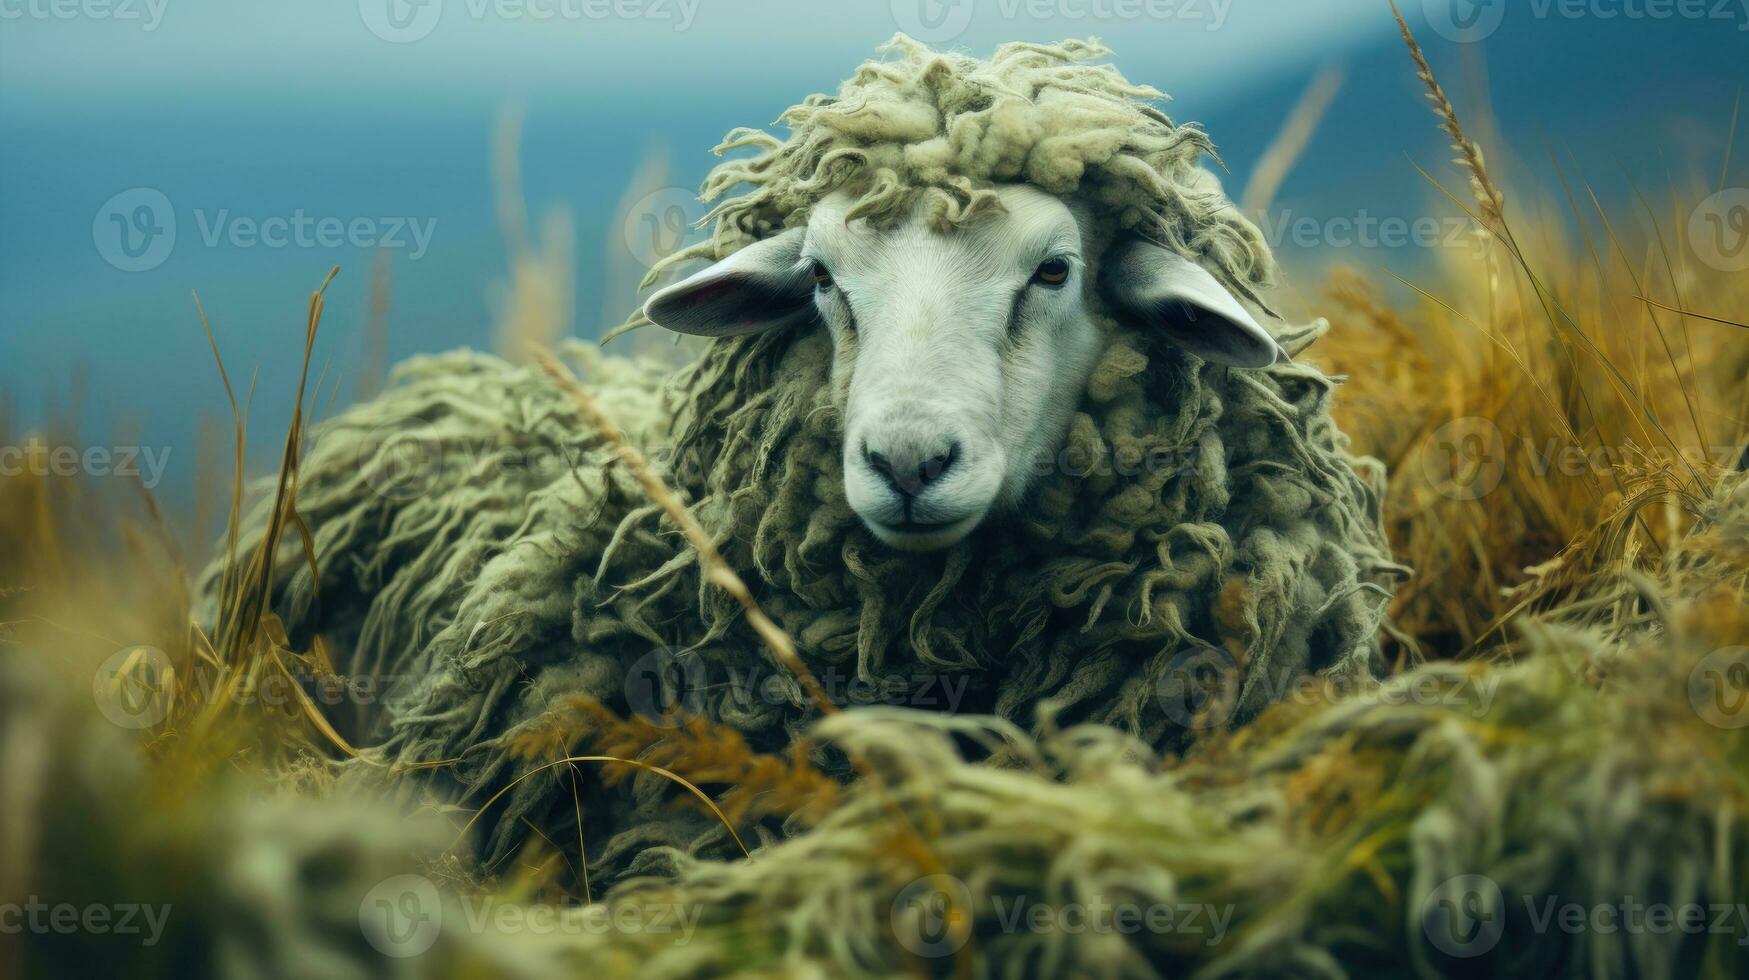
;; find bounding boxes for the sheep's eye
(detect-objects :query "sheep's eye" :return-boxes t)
[811,261,835,290]
[1032,256,1071,288]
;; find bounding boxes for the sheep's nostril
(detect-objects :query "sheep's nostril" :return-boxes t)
[916,442,959,487]
[863,440,958,500]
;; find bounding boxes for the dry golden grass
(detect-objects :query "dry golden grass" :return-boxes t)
[507,696,842,828]
[1305,11,1749,663]
[490,107,575,364]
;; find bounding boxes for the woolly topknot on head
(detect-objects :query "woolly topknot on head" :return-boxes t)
[643,34,1276,306]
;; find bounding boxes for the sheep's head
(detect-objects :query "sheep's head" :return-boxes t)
[643,183,1285,550]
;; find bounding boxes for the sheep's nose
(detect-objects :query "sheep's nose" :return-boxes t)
[863,440,959,499]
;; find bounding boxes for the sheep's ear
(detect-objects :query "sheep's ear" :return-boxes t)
[1102,240,1285,368]
[642,228,814,337]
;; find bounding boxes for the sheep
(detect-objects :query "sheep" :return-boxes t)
[214,35,1405,884]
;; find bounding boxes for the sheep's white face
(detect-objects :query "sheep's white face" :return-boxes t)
[644,183,1284,552]
[800,186,1099,549]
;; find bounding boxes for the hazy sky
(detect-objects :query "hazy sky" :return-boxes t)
[1,0,1399,106]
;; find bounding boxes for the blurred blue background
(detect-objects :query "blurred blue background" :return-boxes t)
[1,0,1742,522]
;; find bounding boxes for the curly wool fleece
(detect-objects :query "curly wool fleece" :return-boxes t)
[212,37,1404,879]
[629,36,1276,317]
